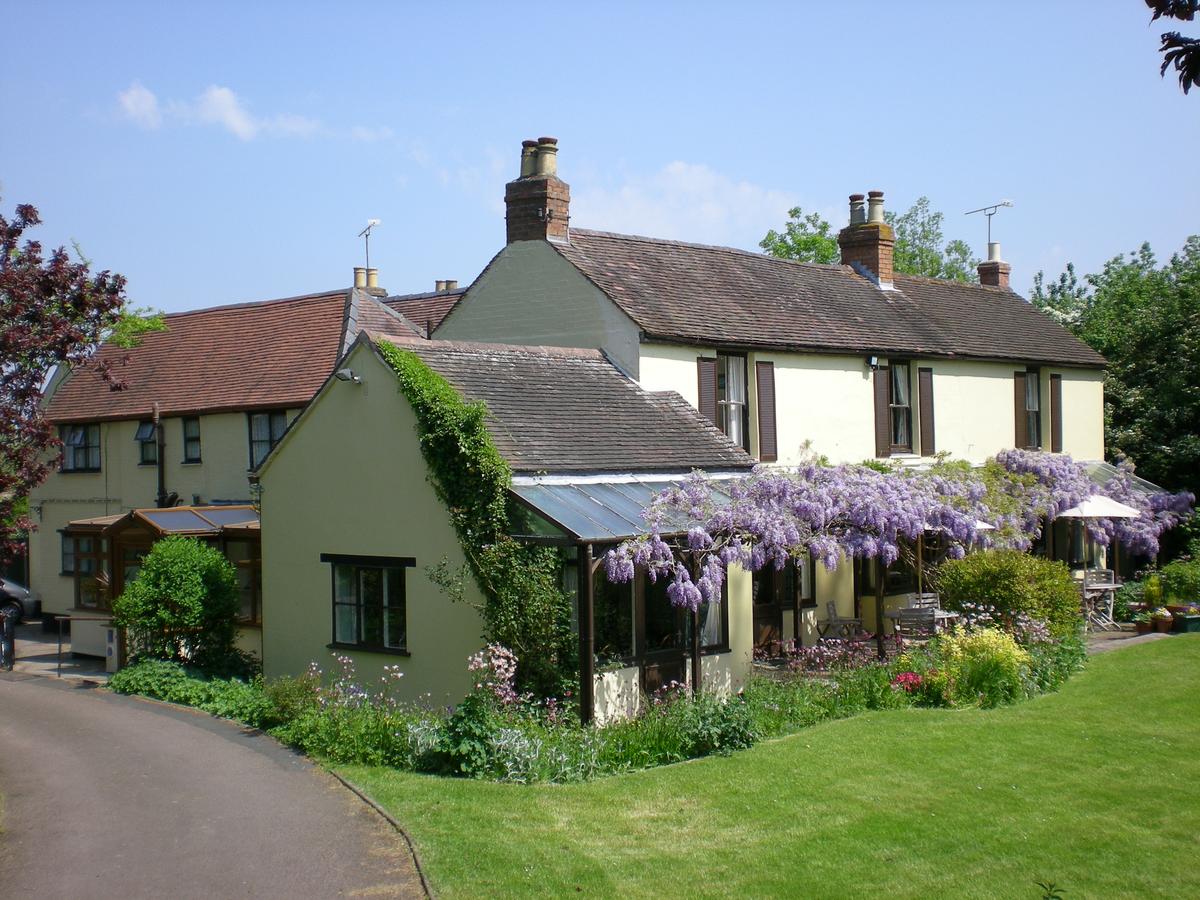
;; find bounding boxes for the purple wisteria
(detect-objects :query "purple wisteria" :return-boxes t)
[994,450,1194,557]
[605,451,1193,612]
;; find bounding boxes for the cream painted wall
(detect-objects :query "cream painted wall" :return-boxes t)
[436,241,643,377]
[639,344,1105,467]
[638,343,705,409]
[28,409,298,616]
[1056,367,1105,460]
[258,344,485,704]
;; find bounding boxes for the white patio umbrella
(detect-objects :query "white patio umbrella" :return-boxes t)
[1056,495,1141,597]
[1057,496,1141,520]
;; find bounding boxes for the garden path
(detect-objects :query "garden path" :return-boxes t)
[0,673,425,898]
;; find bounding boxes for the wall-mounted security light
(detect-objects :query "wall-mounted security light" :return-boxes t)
[334,368,362,385]
[865,355,880,370]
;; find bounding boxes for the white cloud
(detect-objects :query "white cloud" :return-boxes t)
[350,125,394,143]
[193,86,259,140]
[117,82,161,129]
[572,162,799,249]
[117,83,321,141]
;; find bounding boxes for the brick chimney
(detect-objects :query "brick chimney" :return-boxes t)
[505,136,570,244]
[838,191,895,288]
[977,241,1012,289]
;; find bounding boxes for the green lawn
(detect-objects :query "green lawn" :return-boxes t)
[342,637,1200,899]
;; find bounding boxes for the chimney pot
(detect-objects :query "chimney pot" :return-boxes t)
[988,241,1002,262]
[848,193,867,225]
[520,140,538,177]
[867,191,886,224]
[534,137,559,176]
[445,279,458,291]
[366,267,379,289]
[353,266,367,289]
[435,280,446,292]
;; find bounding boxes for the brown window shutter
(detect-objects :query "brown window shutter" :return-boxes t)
[1050,374,1063,453]
[873,367,890,458]
[697,357,718,426]
[1014,372,1028,449]
[918,367,935,456]
[755,361,778,462]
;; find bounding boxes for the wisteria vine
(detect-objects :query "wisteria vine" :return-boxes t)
[604,450,1193,612]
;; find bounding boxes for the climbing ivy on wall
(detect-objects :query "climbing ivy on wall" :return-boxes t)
[376,340,575,697]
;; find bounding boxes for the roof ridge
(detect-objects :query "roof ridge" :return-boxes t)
[367,331,607,360]
[893,271,1016,293]
[158,289,350,320]
[385,288,468,303]
[568,228,851,274]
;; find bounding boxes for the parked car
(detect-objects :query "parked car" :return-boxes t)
[1,577,39,622]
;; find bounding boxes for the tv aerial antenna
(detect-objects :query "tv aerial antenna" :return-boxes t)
[965,200,1013,246]
[358,218,381,269]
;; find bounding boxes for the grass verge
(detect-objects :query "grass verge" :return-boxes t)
[342,636,1200,899]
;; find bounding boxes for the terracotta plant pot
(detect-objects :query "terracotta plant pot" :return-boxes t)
[1134,621,1153,635]
[1153,617,1174,633]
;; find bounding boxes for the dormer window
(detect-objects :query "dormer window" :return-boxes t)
[135,420,157,465]
[60,424,101,472]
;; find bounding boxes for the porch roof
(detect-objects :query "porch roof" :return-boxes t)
[64,505,259,538]
[508,472,737,544]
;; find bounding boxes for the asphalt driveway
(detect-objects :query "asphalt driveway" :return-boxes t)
[0,673,424,898]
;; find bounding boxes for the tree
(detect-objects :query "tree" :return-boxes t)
[760,197,980,282]
[112,536,242,673]
[1031,237,1200,499]
[884,197,980,283]
[1146,0,1200,94]
[759,207,840,264]
[0,199,162,562]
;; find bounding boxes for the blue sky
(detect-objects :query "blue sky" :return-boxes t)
[3,1,1197,313]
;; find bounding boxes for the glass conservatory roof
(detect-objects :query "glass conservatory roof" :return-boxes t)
[508,474,735,544]
[1083,460,1164,496]
[66,505,259,537]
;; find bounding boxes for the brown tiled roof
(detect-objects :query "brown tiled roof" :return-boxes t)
[384,289,466,335]
[45,290,419,424]
[370,332,755,474]
[552,229,1105,367]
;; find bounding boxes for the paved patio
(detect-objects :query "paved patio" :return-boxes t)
[1086,626,1174,654]
[7,620,109,683]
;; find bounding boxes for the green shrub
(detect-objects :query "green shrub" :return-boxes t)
[739,677,841,736]
[832,663,912,713]
[936,550,1082,637]
[110,658,203,701]
[263,670,322,723]
[112,536,243,674]
[1025,633,1087,694]
[1160,557,1200,603]
[275,706,439,769]
[110,658,280,729]
[938,627,1031,708]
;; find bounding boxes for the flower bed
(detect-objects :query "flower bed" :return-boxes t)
[110,607,1086,784]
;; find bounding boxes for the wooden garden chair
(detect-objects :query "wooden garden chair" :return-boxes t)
[895,607,937,645]
[818,600,862,638]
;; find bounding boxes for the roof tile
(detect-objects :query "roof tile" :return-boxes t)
[553,229,1105,367]
[372,333,755,474]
